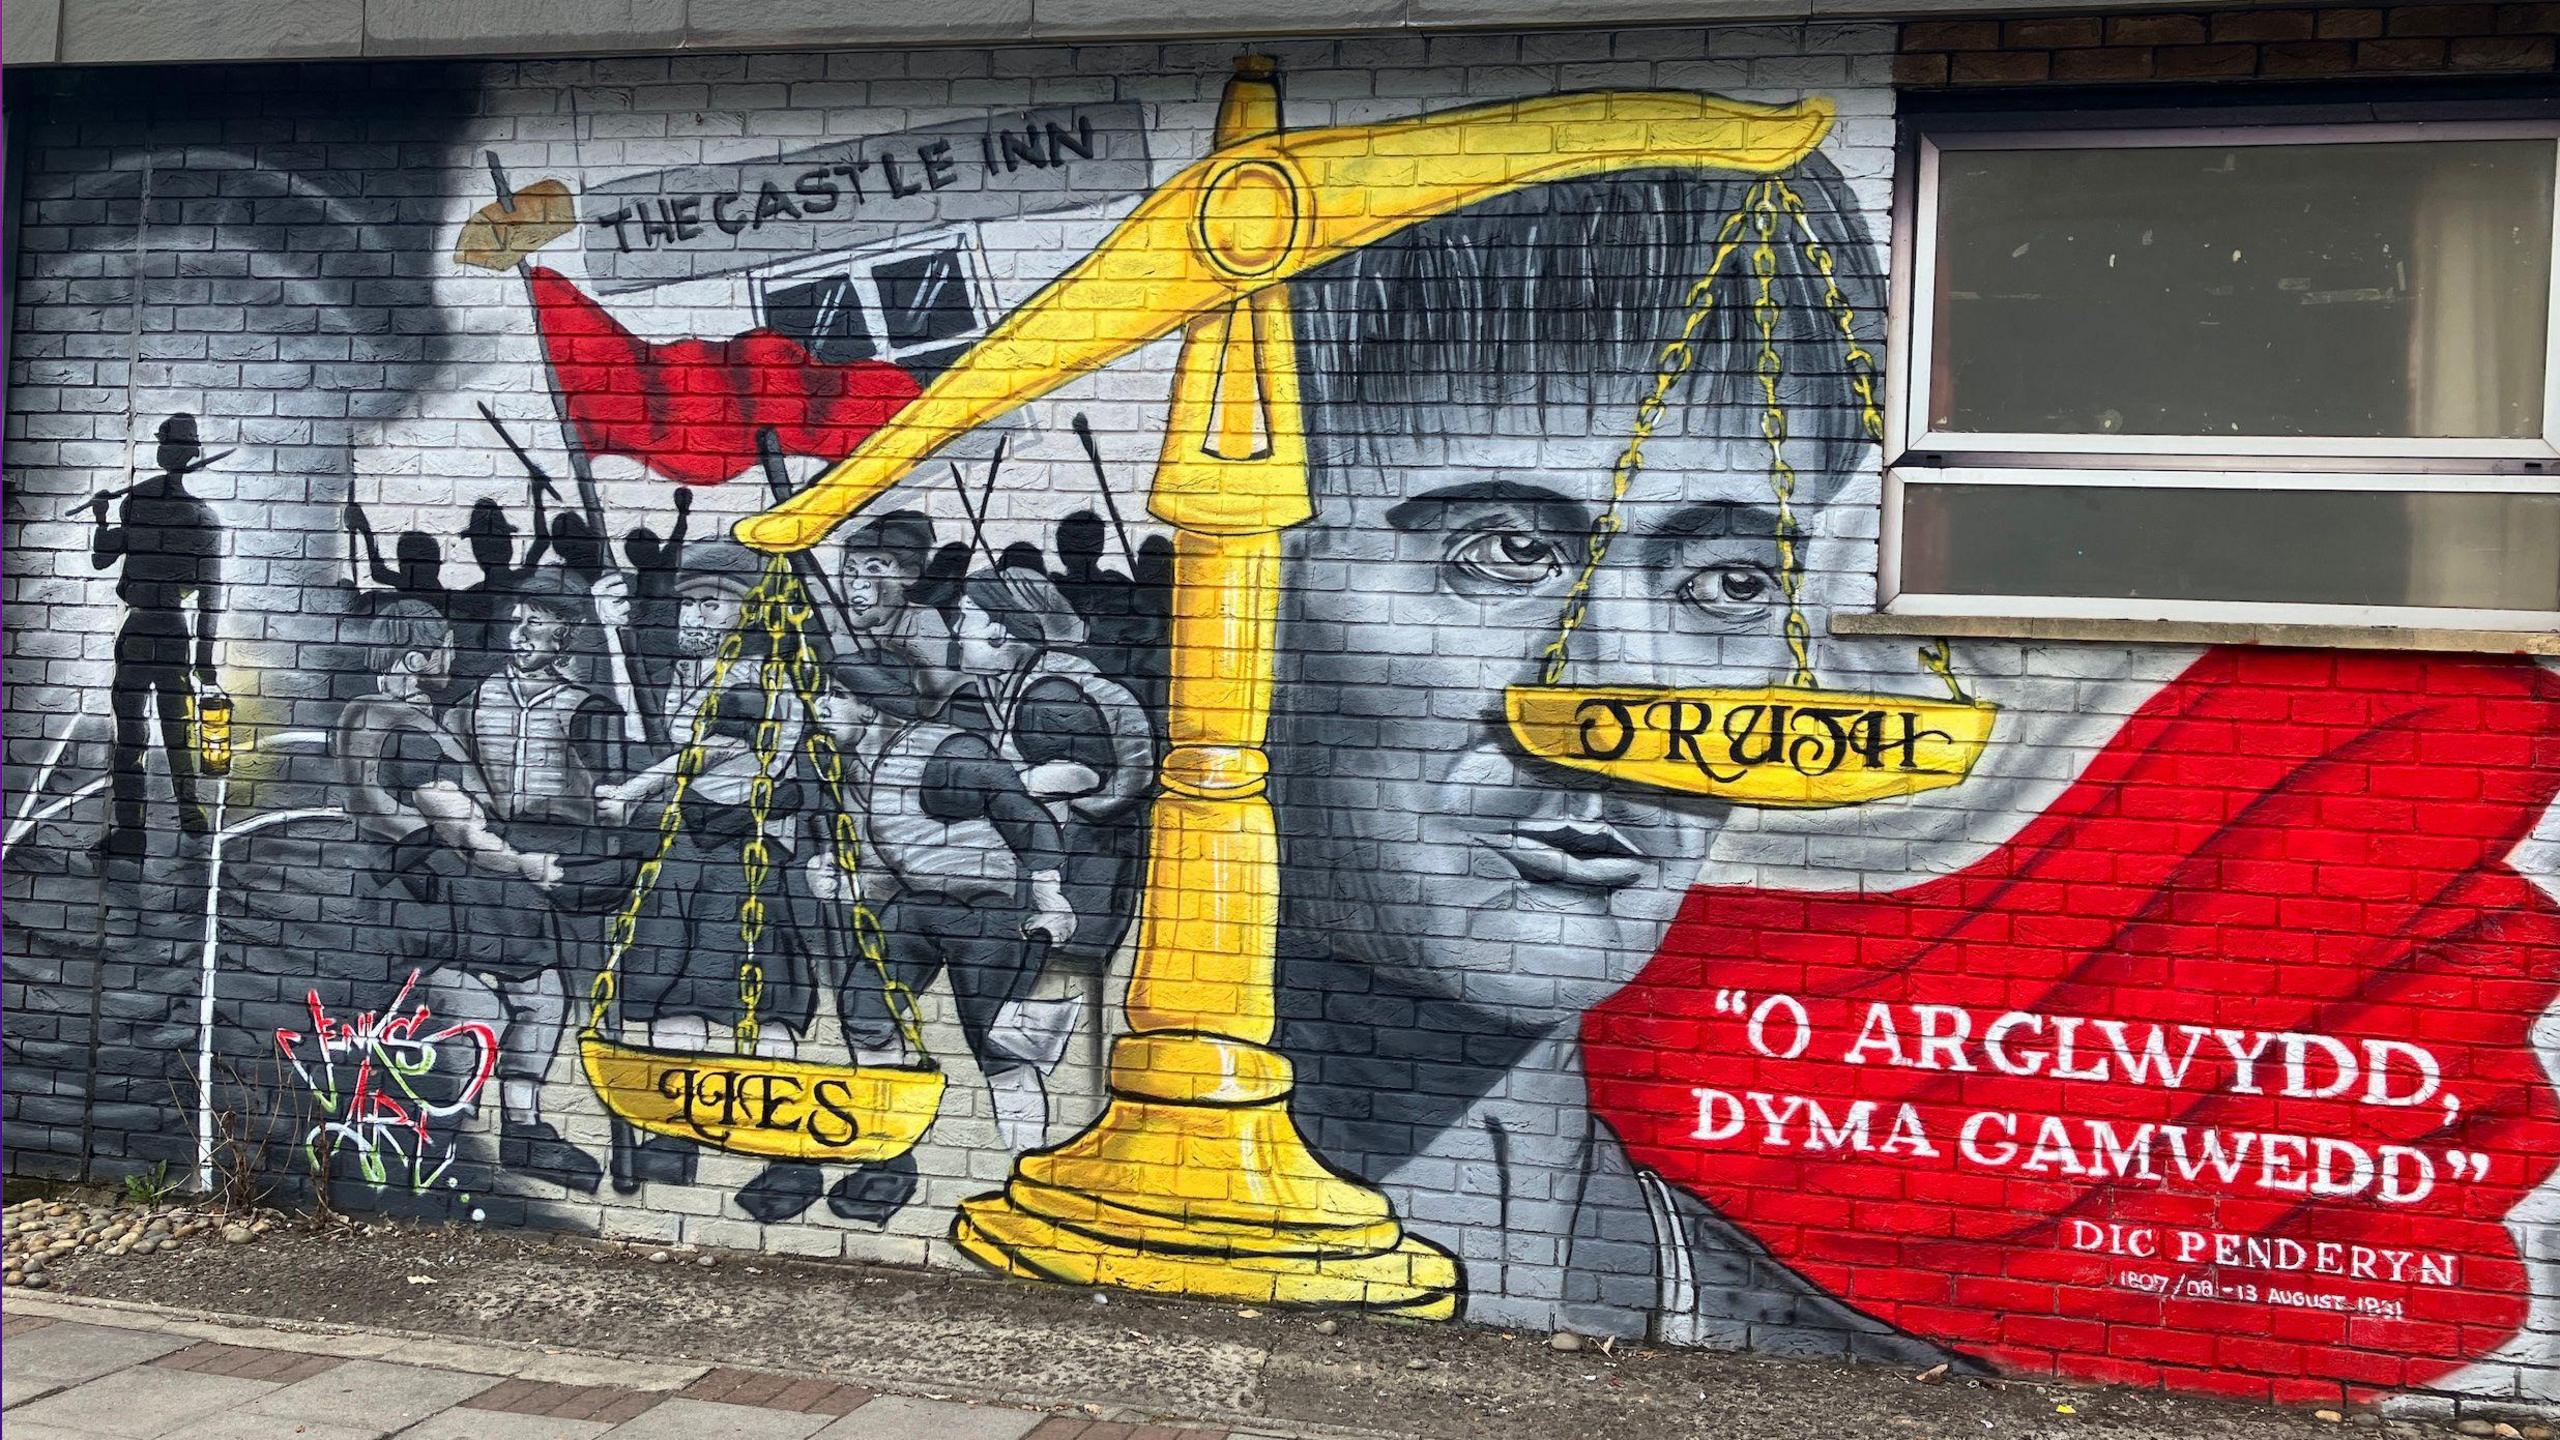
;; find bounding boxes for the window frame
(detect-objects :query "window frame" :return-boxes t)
[751,234,1000,371]
[1882,112,2560,632]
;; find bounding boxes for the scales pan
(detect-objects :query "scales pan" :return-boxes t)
[581,1033,946,1163]
[1506,684,1996,808]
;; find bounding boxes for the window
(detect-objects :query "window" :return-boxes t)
[1888,117,2560,630]
[757,239,994,380]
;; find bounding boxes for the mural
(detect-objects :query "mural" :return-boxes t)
[4,38,2556,1411]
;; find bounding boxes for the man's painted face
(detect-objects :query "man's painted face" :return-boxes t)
[1276,403,1861,1035]
[507,605,570,670]
[841,551,912,628]
[677,587,743,658]
[951,598,1017,681]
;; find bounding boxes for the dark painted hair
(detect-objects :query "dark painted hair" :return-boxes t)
[843,509,937,578]
[368,598,449,676]
[1288,159,1883,503]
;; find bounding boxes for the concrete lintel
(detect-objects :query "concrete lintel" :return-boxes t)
[1029,0,1409,41]
[3,0,65,65]
[683,0,1037,51]
[53,0,362,64]
[1409,0,1809,27]
[1828,610,2560,656]
[363,0,685,58]
[2,0,2319,68]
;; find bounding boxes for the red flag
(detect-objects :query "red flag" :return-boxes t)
[526,266,920,486]
[1583,649,2560,1401]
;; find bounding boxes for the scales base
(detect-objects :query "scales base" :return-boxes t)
[950,1032,1461,1319]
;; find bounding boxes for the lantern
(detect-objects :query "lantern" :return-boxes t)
[195,692,234,777]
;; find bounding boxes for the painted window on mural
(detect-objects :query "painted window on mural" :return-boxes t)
[1890,119,2560,627]
[757,240,993,380]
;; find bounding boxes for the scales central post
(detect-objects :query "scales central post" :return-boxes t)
[949,58,1461,1314]
[730,56,1839,1311]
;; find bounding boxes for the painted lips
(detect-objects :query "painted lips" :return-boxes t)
[1490,821,1650,891]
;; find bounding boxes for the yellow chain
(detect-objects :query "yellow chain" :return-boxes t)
[1777,180,1886,446]
[583,574,765,1037]
[1917,639,1976,704]
[730,555,799,1056]
[1538,207,1752,688]
[777,589,931,1057]
[1536,177,1910,699]
[1780,179,1972,701]
[1749,180,1819,691]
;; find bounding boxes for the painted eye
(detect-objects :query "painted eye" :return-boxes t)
[1448,530,1564,588]
[1679,564,1778,613]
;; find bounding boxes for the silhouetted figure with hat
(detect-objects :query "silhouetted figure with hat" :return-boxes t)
[448,491,554,693]
[87,413,226,860]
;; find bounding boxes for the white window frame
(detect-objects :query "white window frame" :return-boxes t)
[1883,117,2560,631]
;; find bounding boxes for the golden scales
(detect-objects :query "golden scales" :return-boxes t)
[458,57,1995,1315]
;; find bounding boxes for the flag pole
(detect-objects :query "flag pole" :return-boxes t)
[755,427,861,658]
[1070,412,1141,574]
[465,152,646,745]
[487,152,611,548]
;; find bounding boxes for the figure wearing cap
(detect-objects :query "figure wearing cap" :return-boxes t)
[835,510,962,718]
[594,537,825,1218]
[444,565,624,1193]
[332,597,603,1194]
[87,413,226,860]
[454,567,624,832]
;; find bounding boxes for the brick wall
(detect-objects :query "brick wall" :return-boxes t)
[1897,4,2560,85]
[4,21,2558,1414]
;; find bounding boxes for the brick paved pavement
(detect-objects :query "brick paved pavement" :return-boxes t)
[1,1303,1292,1440]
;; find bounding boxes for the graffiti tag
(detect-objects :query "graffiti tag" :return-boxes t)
[275,972,496,1194]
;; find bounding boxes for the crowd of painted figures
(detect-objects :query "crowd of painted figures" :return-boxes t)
[328,474,1170,1224]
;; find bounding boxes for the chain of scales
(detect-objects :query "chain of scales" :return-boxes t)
[585,556,926,1060]
[586,180,1961,1056]
[1536,178,1968,705]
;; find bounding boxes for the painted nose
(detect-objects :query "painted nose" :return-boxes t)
[1543,563,1680,690]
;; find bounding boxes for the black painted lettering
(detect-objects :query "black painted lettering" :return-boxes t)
[1726,704,1784,768]
[1789,708,1855,777]
[747,1072,799,1131]
[670,197,704,240]
[793,169,842,215]
[710,191,747,236]
[1853,709,1922,771]
[998,125,1047,173]
[917,140,958,190]
[1574,697,1637,761]
[753,180,801,225]
[880,153,923,199]
[1651,698,1712,770]
[809,1079,862,1149]
[593,206,637,253]
[1044,113,1099,163]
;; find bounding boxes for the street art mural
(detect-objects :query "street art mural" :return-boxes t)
[4,37,2557,1412]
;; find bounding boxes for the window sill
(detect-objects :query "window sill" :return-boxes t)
[1827,611,2560,657]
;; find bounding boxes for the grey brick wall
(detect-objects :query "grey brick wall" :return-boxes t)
[5,23,2559,1410]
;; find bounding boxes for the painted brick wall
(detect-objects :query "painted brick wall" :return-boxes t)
[1895,3,2560,84]
[4,22,2556,1413]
